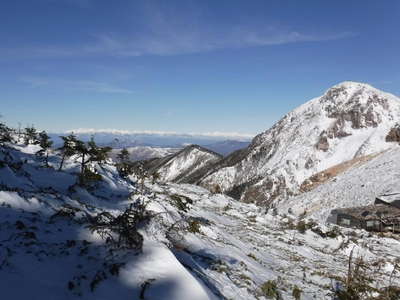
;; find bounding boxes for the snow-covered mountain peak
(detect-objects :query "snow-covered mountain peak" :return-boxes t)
[318,80,399,109]
[194,82,400,205]
[251,82,399,149]
[327,80,376,92]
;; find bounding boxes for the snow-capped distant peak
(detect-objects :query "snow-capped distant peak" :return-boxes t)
[62,129,254,140]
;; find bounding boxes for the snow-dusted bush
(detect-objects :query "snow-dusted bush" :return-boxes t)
[87,200,152,250]
[260,280,282,299]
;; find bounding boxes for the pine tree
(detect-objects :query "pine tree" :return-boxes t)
[152,172,160,184]
[74,137,111,185]
[17,122,22,142]
[117,148,130,164]
[0,123,13,145]
[87,136,111,164]
[24,126,38,145]
[99,146,112,163]
[116,148,132,177]
[74,139,90,175]
[36,131,53,167]
[58,134,77,171]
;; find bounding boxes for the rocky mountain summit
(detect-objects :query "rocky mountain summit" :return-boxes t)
[181,82,400,206]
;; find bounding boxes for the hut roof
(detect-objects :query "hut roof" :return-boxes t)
[376,192,400,204]
[331,204,400,220]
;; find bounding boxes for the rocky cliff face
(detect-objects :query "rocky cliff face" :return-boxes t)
[386,124,400,144]
[196,82,400,206]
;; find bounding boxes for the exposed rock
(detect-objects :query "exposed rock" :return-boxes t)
[304,157,315,169]
[316,135,329,151]
[386,125,400,144]
[326,118,351,138]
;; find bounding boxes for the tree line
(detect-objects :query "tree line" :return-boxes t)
[0,122,136,184]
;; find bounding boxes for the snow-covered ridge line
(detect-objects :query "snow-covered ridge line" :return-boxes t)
[137,144,223,183]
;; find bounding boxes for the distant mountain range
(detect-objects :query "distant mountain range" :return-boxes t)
[109,146,180,162]
[49,131,251,157]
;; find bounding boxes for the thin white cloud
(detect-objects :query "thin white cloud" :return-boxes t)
[20,77,133,94]
[1,0,357,60]
[63,128,254,140]
[69,80,134,94]
[2,25,356,59]
[55,29,356,57]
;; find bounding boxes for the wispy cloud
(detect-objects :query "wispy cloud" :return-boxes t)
[9,29,355,59]
[20,77,133,94]
[2,2,356,61]
[80,29,355,57]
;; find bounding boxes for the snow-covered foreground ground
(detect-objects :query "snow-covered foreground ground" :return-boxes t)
[0,144,399,299]
[152,184,400,299]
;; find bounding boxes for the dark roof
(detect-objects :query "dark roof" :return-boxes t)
[376,192,400,204]
[331,204,400,220]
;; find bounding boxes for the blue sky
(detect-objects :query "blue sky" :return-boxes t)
[1,0,399,135]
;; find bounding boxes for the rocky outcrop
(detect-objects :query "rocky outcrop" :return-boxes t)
[316,134,329,151]
[386,125,400,144]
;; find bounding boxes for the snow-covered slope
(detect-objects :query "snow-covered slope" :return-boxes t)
[0,144,221,300]
[197,82,400,205]
[1,142,400,299]
[139,145,222,183]
[278,147,400,222]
